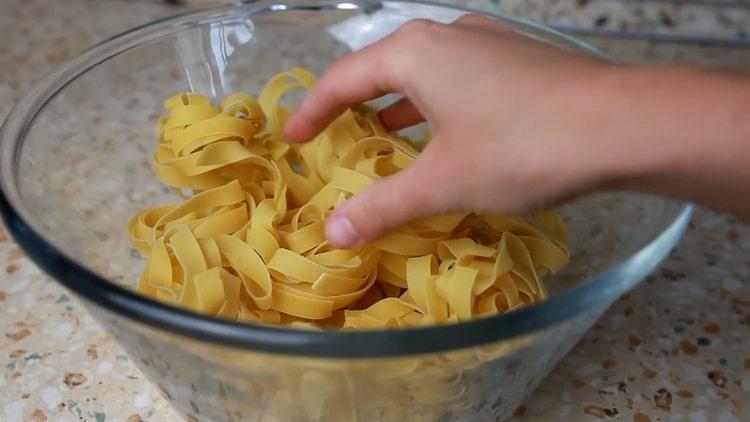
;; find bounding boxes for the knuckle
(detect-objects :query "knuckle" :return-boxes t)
[412,148,469,212]
[371,55,397,91]
[391,19,442,79]
[455,13,493,26]
[314,71,342,103]
[325,57,347,79]
[454,13,510,32]
[397,18,439,40]
[351,189,392,238]
[314,82,339,107]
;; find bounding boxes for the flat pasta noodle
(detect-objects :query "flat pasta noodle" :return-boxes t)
[128,67,570,329]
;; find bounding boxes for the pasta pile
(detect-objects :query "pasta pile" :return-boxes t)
[128,68,569,329]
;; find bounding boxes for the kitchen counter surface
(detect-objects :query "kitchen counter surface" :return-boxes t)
[1,0,749,421]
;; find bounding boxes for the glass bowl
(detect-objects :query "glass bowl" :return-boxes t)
[0,1,692,420]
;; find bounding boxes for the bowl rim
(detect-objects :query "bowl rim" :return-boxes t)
[0,0,694,357]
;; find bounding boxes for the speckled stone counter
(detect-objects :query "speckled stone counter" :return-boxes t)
[1,1,749,421]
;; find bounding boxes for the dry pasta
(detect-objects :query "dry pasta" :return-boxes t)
[127,68,569,329]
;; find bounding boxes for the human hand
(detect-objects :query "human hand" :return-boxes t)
[284,14,750,247]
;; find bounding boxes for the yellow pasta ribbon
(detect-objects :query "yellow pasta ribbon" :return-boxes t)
[128,68,570,329]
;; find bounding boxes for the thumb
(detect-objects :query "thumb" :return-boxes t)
[325,156,449,248]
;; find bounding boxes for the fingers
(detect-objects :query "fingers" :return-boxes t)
[377,97,425,131]
[283,32,404,143]
[325,147,452,247]
[284,15,514,143]
[284,19,450,143]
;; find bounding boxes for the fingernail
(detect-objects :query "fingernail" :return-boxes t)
[326,213,360,248]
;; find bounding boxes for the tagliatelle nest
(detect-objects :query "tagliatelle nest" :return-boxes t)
[127,68,569,329]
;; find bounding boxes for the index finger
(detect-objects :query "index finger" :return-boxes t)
[283,19,440,143]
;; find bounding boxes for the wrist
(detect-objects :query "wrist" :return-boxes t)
[554,63,646,194]
[580,65,710,191]
[585,65,672,192]
[584,64,750,213]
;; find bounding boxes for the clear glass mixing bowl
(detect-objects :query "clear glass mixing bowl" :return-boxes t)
[0,1,692,420]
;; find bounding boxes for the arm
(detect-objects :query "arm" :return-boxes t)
[595,67,750,217]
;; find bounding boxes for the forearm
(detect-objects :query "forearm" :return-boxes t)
[594,66,750,217]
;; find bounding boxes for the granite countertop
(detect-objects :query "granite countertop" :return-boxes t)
[1,0,749,421]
